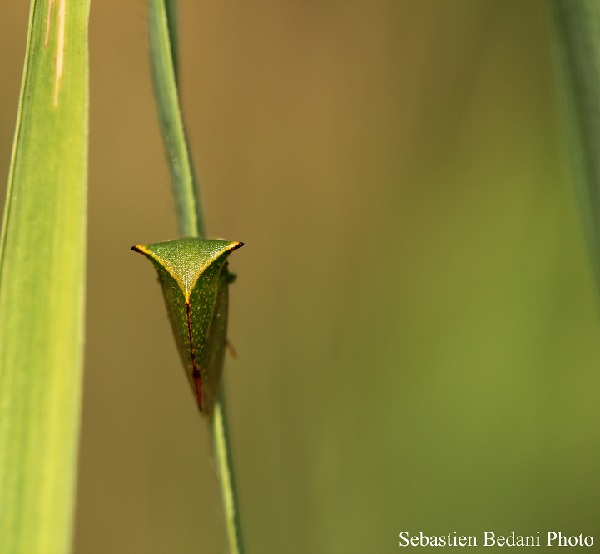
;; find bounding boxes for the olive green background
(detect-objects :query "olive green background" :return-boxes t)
[1,1,599,553]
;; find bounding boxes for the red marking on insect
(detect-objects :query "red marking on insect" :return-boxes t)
[186,302,203,412]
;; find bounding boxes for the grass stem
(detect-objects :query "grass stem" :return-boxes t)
[147,0,203,238]
[146,2,244,553]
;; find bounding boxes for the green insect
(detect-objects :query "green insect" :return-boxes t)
[132,238,243,417]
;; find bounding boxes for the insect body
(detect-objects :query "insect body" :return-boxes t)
[132,238,242,417]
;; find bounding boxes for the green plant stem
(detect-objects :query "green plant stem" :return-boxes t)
[212,391,245,554]
[551,1,600,282]
[147,2,244,553]
[147,0,204,238]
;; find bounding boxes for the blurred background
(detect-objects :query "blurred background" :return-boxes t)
[1,1,600,553]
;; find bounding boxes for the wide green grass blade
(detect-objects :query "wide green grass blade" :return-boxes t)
[0,1,90,553]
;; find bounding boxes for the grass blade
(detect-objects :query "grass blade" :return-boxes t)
[147,0,204,238]
[551,1,600,280]
[0,1,90,552]
[146,2,245,552]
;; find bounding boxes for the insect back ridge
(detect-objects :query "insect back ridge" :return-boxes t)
[132,238,243,416]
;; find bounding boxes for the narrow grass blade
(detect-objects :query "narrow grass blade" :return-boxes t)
[146,2,245,552]
[551,1,600,281]
[0,1,90,552]
[147,0,204,237]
